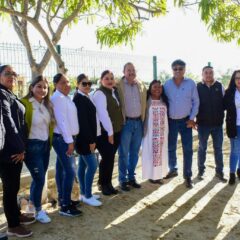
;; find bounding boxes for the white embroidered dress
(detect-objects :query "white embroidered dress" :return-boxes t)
[142,99,168,180]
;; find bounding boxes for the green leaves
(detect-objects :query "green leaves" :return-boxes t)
[96,20,142,47]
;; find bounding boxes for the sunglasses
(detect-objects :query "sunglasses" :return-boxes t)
[3,71,18,77]
[81,81,92,87]
[173,67,184,72]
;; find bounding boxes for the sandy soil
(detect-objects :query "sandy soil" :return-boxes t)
[1,135,240,240]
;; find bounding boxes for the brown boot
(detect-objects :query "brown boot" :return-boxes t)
[19,214,36,225]
[7,226,33,238]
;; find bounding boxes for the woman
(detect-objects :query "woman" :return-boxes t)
[73,74,102,206]
[21,76,55,223]
[142,80,169,184]
[92,70,123,195]
[224,70,240,185]
[51,73,81,216]
[0,65,34,238]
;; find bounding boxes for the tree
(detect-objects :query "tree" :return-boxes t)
[217,69,233,88]
[176,0,240,44]
[0,0,171,79]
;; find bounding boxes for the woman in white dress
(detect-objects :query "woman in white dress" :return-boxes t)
[142,80,169,184]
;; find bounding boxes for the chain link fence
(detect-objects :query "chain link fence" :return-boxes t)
[0,42,153,97]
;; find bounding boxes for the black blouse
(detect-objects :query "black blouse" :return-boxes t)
[73,92,97,155]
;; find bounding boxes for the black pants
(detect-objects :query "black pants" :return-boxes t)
[0,160,22,228]
[96,131,120,186]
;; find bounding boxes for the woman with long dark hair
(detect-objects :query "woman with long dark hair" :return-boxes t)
[92,70,124,195]
[223,70,240,185]
[73,74,102,206]
[0,65,34,238]
[51,73,82,216]
[142,80,169,184]
[21,75,55,223]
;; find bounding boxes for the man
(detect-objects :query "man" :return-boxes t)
[196,66,226,182]
[117,62,147,191]
[164,59,199,188]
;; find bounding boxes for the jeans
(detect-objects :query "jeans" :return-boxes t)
[78,153,98,198]
[168,118,193,178]
[52,134,76,206]
[118,119,143,183]
[0,160,22,228]
[230,126,240,173]
[25,139,50,211]
[197,125,223,175]
[96,131,121,186]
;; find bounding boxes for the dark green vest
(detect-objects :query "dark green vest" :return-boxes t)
[98,86,123,133]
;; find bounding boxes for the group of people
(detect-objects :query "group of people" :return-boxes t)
[0,59,240,239]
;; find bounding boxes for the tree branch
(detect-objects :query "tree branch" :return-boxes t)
[46,0,54,36]
[34,0,42,20]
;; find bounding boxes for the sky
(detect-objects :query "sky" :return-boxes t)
[0,4,240,78]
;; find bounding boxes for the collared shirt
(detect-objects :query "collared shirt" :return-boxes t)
[51,90,79,143]
[164,78,199,120]
[235,90,240,126]
[123,78,141,118]
[28,97,50,141]
[92,89,119,136]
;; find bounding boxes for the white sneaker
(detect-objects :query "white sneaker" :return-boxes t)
[36,210,51,224]
[80,194,101,201]
[81,196,102,207]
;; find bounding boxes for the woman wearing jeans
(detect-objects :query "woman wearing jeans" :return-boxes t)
[224,70,240,185]
[51,73,81,217]
[21,75,55,223]
[73,74,102,207]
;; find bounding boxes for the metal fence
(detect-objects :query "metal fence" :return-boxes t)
[0,42,153,87]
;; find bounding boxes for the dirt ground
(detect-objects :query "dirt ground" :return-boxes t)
[1,135,240,240]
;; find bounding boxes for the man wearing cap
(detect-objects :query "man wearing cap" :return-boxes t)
[196,66,226,182]
[164,59,199,188]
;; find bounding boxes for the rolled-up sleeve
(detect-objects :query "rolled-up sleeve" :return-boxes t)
[190,83,200,120]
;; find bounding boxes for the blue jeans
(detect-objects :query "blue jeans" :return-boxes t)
[25,139,50,211]
[230,126,240,173]
[52,134,76,206]
[118,119,143,183]
[78,153,98,198]
[198,125,223,175]
[168,118,193,178]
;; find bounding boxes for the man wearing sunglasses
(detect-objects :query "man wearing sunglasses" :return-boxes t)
[164,59,199,188]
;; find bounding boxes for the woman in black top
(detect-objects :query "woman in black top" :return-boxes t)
[223,70,240,185]
[0,65,34,238]
[73,74,102,207]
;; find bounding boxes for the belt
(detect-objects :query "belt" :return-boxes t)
[169,116,189,121]
[126,116,141,121]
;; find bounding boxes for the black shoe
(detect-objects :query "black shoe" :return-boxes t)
[71,200,81,207]
[120,182,130,191]
[215,173,227,183]
[59,205,82,217]
[149,179,164,184]
[128,180,141,188]
[101,185,112,195]
[229,173,236,185]
[185,178,193,189]
[164,171,178,179]
[108,184,119,194]
[237,169,240,180]
[197,172,204,180]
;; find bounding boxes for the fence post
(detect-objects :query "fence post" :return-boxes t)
[153,56,157,80]
[208,61,211,67]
